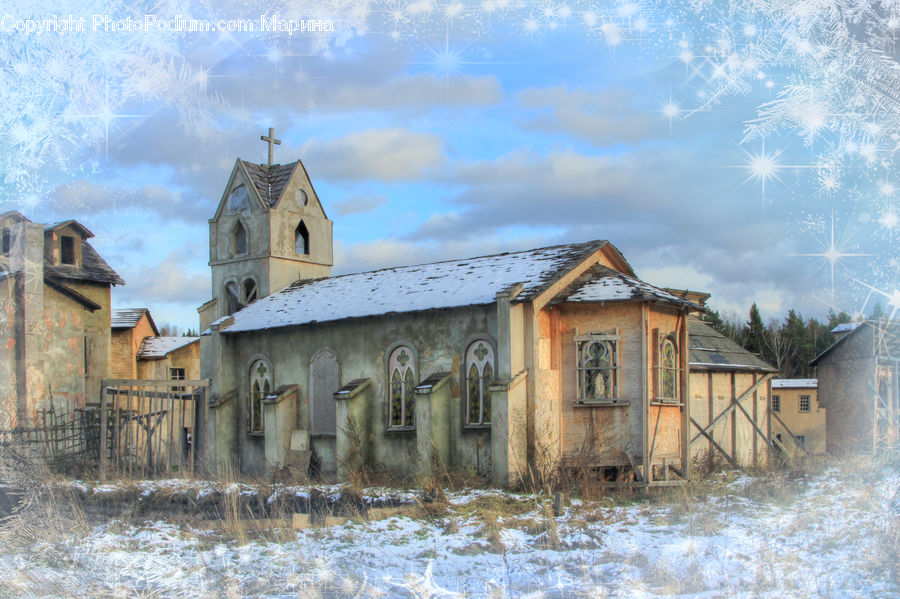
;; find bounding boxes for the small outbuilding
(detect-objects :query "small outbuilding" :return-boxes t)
[811,318,898,455]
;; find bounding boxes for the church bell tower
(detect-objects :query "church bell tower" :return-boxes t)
[205,129,333,321]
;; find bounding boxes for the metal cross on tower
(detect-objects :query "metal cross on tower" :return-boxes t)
[260,127,281,166]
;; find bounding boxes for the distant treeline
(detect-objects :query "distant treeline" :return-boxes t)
[702,303,883,378]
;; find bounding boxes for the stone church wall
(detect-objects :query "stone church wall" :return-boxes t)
[221,304,497,478]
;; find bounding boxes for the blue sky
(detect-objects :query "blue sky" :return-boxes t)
[2,0,898,330]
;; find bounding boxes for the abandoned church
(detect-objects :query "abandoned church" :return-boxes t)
[197,147,734,488]
[2,141,853,485]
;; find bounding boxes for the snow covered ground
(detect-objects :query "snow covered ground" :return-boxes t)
[0,463,897,598]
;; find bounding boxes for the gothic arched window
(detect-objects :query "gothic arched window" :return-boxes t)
[231,221,248,256]
[243,278,258,304]
[465,340,494,426]
[388,346,416,428]
[225,282,242,315]
[249,359,271,434]
[660,337,678,400]
[295,221,309,255]
[578,340,616,400]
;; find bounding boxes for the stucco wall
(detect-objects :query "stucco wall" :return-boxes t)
[817,327,875,455]
[771,387,825,454]
[218,304,497,478]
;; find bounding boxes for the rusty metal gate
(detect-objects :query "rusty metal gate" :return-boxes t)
[99,379,208,478]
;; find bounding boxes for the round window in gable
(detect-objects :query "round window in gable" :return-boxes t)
[295,188,308,209]
[226,184,250,215]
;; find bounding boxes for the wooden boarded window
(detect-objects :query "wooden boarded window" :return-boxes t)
[225,282,242,315]
[799,394,810,413]
[249,360,271,434]
[243,278,258,304]
[465,340,494,426]
[310,349,339,435]
[389,346,416,428]
[60,235,75,265]
[577,339,617,400]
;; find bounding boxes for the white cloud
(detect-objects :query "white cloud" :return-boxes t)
[332,192,388,216]
[302,128,445,181]
[517,86,658,145]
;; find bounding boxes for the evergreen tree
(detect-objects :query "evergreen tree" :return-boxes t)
[871,302,885,320]
[746,303,766,356]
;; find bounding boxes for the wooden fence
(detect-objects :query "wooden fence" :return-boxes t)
[99,379,208,479]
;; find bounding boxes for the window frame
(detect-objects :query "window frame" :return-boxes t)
[464,339,495,428]
[170,367,186,392]
[771,394,781,413]
[60,235,76,265]
[657,335,679,402]
[387,345,416,431]
[248,359,272,435]
[575,332,620,404]
[1,228,10,256]
[798,394,811,413]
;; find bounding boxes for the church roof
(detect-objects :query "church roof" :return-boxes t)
[138,336,199,359]
[222,241,610,334]
[44,241,125,286]
[688,318,777,372]
[111,308,159,335]
[551,265,702,309]
[238,160,298,206]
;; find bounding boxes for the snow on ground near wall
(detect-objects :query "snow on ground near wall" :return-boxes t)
[1,467,898,598]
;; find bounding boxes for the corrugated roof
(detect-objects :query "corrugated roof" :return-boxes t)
[772,378,817,388]
[44,242,125,286]
[239,160,298,207]
[138,336,199,359]
[553,265,703,309]
[689,319,777,372]
[223,241,608,334]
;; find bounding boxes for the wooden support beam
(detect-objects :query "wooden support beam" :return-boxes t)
[690,375,772,445]
[770,411,811,455]
[690,417,738,467]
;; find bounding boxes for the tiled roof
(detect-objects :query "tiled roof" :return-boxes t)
[111,308,159,335]
[44,242,125,286]
[223,241,608,334]
[138,336,199,359]
[552,264,703,309]
[689,319,777,372]
[239,160,298,206]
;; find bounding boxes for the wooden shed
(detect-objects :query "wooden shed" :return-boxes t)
[687,317,782,467]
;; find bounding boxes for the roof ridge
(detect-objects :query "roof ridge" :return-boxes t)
[304,240,608,284]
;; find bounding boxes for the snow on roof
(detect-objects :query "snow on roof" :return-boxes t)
[560,266,702,308]
[112,308,149,328]
[831,322,861,334]
[138,336,199,359]
[772,378,817,389]
[224,241,607,334]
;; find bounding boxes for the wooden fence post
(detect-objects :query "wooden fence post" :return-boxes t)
[99,381,107,482]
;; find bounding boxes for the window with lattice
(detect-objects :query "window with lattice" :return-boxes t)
[659,337,678,400]
[388,346,416,429]
[799,394,810,413]
[577,337,617,400]
[466,341,494,426]
[249,360,271,434]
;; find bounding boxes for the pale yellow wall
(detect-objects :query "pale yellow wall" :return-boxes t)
[772,386,825,454]
[110,314,157,379]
